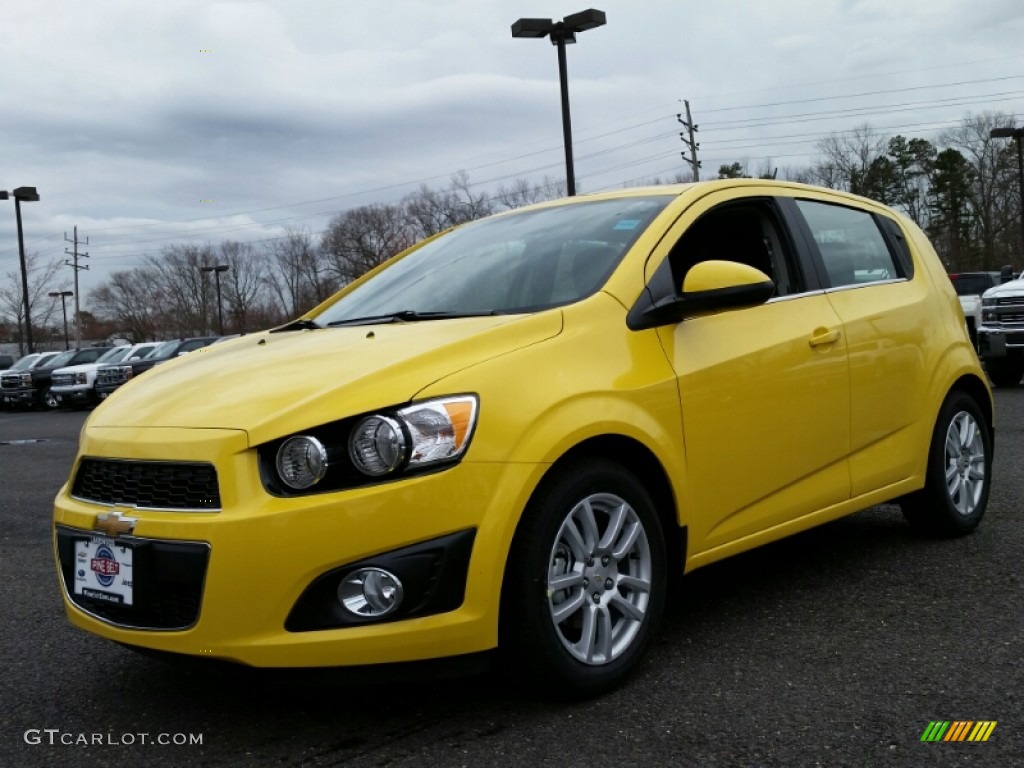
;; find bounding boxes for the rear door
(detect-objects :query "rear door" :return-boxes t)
[783,193,929,496]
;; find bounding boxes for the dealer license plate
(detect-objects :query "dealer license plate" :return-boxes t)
[74,537,134,606]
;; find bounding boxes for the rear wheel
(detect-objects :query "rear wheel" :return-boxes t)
[500,458,666,697]
[901,390,992,537]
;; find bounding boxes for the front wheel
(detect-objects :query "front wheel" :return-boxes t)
[901,390,992,537]
[500,458,666,697]
[41,387,61,410]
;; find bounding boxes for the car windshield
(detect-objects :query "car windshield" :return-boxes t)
[46,351,76,368]
[314,196,672,325]
[147,341,180,361]
[96,346,131,364]
[128,345,157,360]
[30,354,58,368]
[10,354,40,371]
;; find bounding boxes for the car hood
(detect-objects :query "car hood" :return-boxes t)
[983,278,1024,300]
[88,313,562,445]
[53,362,104,375]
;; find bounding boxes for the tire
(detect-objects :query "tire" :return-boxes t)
[985,362,1022,388]
[41,387,61,410]
[901,390,992,537]
[500,458,666,697]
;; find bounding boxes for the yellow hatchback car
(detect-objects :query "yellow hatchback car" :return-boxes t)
[53,180,993,695]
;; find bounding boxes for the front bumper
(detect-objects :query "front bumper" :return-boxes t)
[51,386,94,404]
[53,426,541,667]
[2,387,36,405]
[977,327,1024,359]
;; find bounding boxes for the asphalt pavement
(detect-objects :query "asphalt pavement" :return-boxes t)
[1,398,1021,768]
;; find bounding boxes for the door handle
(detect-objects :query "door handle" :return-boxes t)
[808,328,841,348]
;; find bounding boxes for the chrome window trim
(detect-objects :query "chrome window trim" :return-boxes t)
[766,289,826,303]
[823,277,908,293]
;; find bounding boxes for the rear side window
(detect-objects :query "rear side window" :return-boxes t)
[795,200,902,289]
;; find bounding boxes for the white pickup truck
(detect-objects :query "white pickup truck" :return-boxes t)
[977,269,1024,387]
[50,342,160,408]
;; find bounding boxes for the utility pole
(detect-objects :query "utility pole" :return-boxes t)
[677,100,701,182]
[64,226,89,347]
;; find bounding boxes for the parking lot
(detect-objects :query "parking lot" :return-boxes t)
[1,399,1022,767]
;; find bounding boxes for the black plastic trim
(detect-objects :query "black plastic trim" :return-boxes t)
[286,529,476,632]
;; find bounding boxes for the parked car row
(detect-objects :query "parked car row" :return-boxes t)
[0,337,220,411]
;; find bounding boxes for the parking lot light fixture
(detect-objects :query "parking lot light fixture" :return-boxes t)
[48,290,73,350]
[1,186,41,353]
[990,126,1024,254]
[512,9,607,197]
[200,264,230,335]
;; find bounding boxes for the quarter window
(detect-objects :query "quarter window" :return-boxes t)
[795,200,901,289]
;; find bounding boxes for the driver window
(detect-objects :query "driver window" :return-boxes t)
[666,202,800,296]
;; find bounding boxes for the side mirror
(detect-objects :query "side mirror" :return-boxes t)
[627,260,775,330]
[676,260,775,317]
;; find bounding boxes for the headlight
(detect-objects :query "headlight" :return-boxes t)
[75,372,88,384]
[349,416,407,476]
[981,297,995,307]
[262,395,478,495]
[276,435,329,489]
[349,396,477,477]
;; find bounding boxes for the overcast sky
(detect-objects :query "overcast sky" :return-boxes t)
[1,0,1023,300]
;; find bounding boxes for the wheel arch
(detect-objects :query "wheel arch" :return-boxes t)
[951,373,994,431]
[513,434,686,582]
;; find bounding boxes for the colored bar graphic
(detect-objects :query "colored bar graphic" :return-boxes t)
[968,722,998,742]
[944,721,972,741]
[921,721,996,742]
[921,721,950,742]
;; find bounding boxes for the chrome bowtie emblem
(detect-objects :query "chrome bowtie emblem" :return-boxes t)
[93,511,137,538]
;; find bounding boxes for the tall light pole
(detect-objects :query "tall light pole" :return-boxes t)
[49,290,73,349]
[1,186,41,353]
[991,125,1024,255]
[512,9,607,197]
[200,264,229,335]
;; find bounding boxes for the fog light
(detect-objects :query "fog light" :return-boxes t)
[338,568,404,618]
[276,435,328,490]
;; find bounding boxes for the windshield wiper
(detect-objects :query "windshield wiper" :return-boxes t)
[326,310,499,327]
[271,318,321,333]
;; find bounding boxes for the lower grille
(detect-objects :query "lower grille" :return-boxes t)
[55,527,209,630]
[72,458,221,511]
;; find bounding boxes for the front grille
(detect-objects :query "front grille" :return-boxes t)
[52,373,75,387]
[96,368,127,387]
[1,375,21,390]
[55,527,209,630]
[993,297,1024,307]
[72,458,221,510]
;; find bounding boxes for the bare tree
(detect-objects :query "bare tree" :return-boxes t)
[218,241,267,332]
[88,266,164,342]
[494,175,567,210]
[263,228,333,319]
[145,244,217,336]
[940,111,1019,265]
[817,124,887,194]
[0,253,68,354]
[322,204,416,285]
